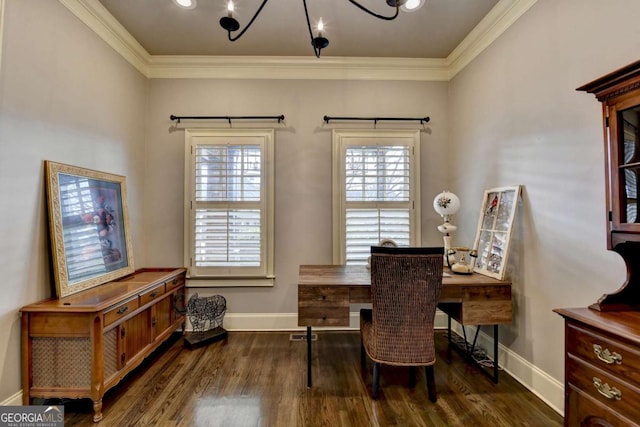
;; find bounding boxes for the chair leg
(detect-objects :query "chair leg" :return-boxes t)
[372,362,380,399]
[360,340,366,369]
[408,366,416,388]
[425,365,437,403]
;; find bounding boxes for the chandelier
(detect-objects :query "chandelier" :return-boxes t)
[218,0,421,58]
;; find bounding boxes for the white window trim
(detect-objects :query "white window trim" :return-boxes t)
[332,129,422,264]
[184,128,275,286]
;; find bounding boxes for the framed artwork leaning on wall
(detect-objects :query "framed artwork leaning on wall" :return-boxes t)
[45,161,135,298]
[472,185,521,280]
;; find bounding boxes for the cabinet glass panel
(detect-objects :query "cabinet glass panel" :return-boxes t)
[621,106,640,166]
[621,165,640,223]
[619,106,640,223]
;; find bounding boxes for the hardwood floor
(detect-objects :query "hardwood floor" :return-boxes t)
[60,331,562,426]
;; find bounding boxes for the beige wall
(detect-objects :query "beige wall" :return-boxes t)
[448,0,640,381]
[0,0,148,402]
[144,79,449,313]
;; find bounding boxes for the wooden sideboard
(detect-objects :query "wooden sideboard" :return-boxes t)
[554,308,640,426]
[20,268,186,422]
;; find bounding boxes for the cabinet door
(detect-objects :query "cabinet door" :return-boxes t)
[172,288,185,325]
[122,309,151,365]
[608,94,640,234]
[152,296,172,340]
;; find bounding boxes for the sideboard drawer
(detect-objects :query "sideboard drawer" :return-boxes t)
[567,322,640,388]
[139,284,166,306]
[166,275,184,291]
[567,354,640,422]
[104,297,139,326]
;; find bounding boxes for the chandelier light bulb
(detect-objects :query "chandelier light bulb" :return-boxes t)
[311,17,329,57]
[227,0,234,14]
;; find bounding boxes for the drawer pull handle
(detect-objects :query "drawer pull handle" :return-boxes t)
[117,306,129,315]
[150,291,158,298]
[593,344,622,365]
[592,377,622,401]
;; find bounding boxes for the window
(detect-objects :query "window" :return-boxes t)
[332,129,421,264]
[184,129,274,286]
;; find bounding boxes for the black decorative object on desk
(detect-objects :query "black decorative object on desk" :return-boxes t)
[183,293,228,349]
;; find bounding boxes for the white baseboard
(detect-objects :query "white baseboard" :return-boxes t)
[1,391,22,406]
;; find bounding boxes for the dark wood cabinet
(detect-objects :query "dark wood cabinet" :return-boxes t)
[578,61,640,311]
[554,308,640,427]
[554,60,640,426]
[20,268,186,422]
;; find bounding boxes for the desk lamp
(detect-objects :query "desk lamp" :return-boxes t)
[433,191,460,266]
[433,191,477,274]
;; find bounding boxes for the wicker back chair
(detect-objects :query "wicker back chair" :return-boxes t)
[360,247,444,401]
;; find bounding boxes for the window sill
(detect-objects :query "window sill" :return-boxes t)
[186,276,275,288]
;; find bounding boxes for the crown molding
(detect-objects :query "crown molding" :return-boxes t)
[147,55,449,81]
[58,0,150,76]
[60,0,537,81]
[447,0,538,79]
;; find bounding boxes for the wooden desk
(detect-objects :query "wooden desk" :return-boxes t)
[298,265,512,387]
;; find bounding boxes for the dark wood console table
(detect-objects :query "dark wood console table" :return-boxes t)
[298,264,512,387]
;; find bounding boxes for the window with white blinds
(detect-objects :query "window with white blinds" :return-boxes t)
[332,130,421,265]
[185,129,274,285]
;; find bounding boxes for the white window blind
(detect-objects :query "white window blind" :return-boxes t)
[194,144,261,267]
[333,130,421,265]
[185,130,274,284]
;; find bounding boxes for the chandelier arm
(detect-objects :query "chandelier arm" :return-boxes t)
[227,0,271,42]
[302,0,322,58]
[346,0,400,20]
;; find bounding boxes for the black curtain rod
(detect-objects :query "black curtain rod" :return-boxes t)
[323,115,430,125]
[170,115,285,124]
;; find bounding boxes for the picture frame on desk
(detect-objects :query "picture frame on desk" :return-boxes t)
[45,161,135,298]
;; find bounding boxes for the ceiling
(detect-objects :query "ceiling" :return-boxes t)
[96,0,500,59]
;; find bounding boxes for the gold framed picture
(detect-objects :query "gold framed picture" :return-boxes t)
[45,161,135,297]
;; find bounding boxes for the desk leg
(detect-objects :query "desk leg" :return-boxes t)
[307,326,312,388]
[446,315,452,359]
[446,322,500,384]
[492,325,499,384]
